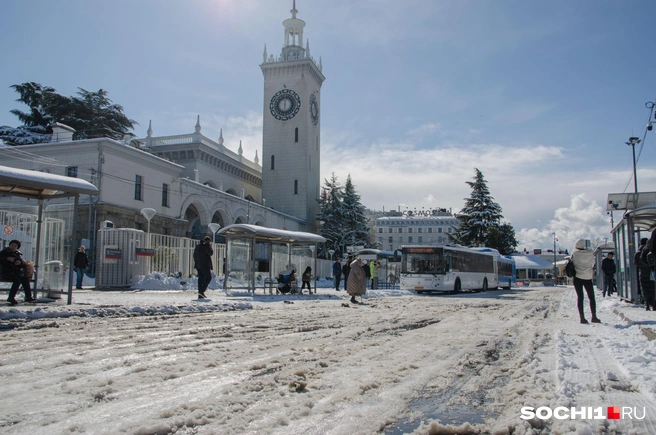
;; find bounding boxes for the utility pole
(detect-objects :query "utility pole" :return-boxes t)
[552,232,558,279]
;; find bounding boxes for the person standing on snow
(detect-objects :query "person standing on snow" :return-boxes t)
[193,236,213,299]
[74,246,90,289]
[0,240,36,305]
[342,254,353,289]
[638,237,656,311]
[571,239,600,324]
[600,252,616,297]
[332,257,342,291]
[346,257,367,304]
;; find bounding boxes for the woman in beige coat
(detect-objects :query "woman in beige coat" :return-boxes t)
[346,258,367,303]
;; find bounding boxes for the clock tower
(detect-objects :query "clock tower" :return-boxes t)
[261,1,325,232]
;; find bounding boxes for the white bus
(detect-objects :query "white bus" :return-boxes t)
[471,247,516,289]
[400,245,498,293]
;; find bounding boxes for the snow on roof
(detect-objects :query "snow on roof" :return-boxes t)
[0,164,98,198]
[511,254,554,269]
[218,224,325,244]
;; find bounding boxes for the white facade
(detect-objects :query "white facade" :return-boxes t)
[260,2,324,232]
[374,210,460,251]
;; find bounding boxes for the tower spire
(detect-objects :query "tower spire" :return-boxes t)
[291,0,297,19]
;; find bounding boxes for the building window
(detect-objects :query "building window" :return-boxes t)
[398,228,403,233]
[418,228,422,233]
[295,128,299,142]
[271,155,275,170]
[428,228,433,233]
[418,236,423,243]
[66,166,78,178]
[448,228,453,233]
[399,236,404,243]
[388,236,393,243]
[294,179,298,194]
[378,228,383,233]
[408,228,413,233]
[162,183,169,207]
[135,175,143,201]
[438,228,443,233]
[408,236,413,243]
[388,228,393,233]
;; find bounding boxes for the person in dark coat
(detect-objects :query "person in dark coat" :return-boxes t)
[74,246,90,289]
[342,255,353,289]
[332,257,342,291]
[0,240,36,305]
[600,252,616,297]
[638,237,656,311]
[300,266,312,293]
[193,236,214,298]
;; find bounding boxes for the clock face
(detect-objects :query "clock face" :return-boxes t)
[270,89,301,121]
[309,94,319,125]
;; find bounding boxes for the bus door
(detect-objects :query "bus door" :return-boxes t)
[444,251,453,274]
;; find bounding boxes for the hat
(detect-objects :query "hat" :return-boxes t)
[203,236,212,242]
[574,239,586,250]
[9,239,20,249]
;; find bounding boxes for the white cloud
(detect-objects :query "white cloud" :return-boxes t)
[517,193,612,252]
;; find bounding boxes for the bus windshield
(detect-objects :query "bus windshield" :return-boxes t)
[402,248,444,274]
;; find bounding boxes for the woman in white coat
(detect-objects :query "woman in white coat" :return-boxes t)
[571,239,600,324]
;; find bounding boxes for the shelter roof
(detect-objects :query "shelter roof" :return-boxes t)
[218,224,325,244]
[625,205,656,232]
[0,165,98,199]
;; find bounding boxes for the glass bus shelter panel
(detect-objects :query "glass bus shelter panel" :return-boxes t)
[226,239,251,289]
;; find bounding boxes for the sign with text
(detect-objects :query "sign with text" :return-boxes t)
[135,248,155,257]
[105,248,122,259]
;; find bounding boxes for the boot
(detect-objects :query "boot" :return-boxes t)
[580,314,588,324]
[350,296,357,304]
[591,316,601,323]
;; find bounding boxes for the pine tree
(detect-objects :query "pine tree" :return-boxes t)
[451,168,504,247]
[0,82,137,145]
[341,174,370,248]
[486,223,518,255]
[317,173,344,256]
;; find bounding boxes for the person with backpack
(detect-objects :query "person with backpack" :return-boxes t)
[600,252,616,297]
[571,239,600,324]
[0,240,36,305]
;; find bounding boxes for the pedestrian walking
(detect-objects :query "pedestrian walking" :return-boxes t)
[332,257,342,291]
[346,257,367,303]
[74,246,90,289]
[600,252,616,297]
[193,236,214,299]
[0,240,36,305]
[571,239,600,324]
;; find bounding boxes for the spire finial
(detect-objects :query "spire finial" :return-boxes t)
[238,140,243,156]
[147,120,153,137]
[291,0,297,18]
[218,128,224,145]
[254,150,259,165]
[195,115,201,133]
[263,44,268,63]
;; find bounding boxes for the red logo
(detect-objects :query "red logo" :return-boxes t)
[607,407,621,420]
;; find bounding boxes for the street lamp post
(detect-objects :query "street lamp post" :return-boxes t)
[328,249,335,261]
[625,137,641,193]
[208,223,221,242]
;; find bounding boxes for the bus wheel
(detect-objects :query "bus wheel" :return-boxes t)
[482,278,488,292]
[453,279,461,294]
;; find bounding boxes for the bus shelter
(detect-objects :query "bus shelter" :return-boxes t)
[0,165,98,304]
[611,205,656,302]
[218,224,325,294]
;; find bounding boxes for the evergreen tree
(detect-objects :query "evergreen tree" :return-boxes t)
[0,82,137,145]
[486,223,518,255]
[317,173,344,256]
[450,168,504,247]
[317,173,370,257]
[341,174,370,248]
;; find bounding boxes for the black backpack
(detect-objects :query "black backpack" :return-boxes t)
[565,258,576,278]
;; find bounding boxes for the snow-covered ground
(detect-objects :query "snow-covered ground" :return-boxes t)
[1,278,656,435]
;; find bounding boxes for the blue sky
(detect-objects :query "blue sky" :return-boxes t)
[2,0,656,251]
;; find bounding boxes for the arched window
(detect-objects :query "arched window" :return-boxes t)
[271,155,275,170]
[294,180,298,194]
[295,128,299,142]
